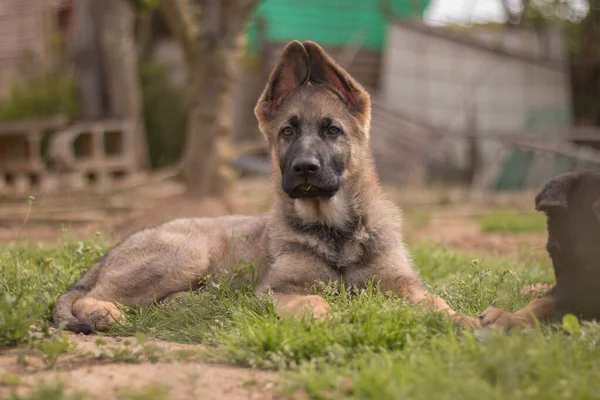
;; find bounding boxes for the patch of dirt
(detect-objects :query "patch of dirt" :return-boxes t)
[0,334,277,400]
[8,363,276,400]
[0,334,201,374]
[66,333,201,356]
[0,177,274,244]
[407,211,547,257]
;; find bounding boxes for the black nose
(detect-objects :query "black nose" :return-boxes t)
[292,158,320,176]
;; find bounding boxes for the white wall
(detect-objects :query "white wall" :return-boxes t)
[380,23,572,169]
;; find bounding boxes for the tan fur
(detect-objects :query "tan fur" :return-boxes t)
[293,189,352,227]
[53,41,479,333]
[479,296,553,329]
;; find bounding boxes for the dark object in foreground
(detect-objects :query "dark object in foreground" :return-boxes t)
[480,171,600,328]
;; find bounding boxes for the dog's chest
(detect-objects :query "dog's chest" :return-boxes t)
[294,222,379,269]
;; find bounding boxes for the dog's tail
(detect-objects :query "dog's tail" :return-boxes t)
[53,260,104,334]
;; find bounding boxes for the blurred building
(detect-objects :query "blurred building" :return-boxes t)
[376,20,574,189]
[0,0,66,96]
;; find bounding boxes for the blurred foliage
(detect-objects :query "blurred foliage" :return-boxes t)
[0,74,79,121]
[494,0,600,125]
[448,1,595,56]
[502,0,597,57]
[242,47,261,73]
[129,0,159,13]
[0,72,79,122]
[0,34,79,122]
[139,62,187,168]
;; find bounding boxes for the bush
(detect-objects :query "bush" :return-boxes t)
[0,67,79,121]
[139,62,187,169]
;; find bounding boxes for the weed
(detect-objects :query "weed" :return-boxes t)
[8,383,83,400]
[29,326,71,368]
[119,385,169,400]
[89,333,166,364]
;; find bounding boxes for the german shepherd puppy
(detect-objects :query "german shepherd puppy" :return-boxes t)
[480,171,600,328]
[54,40,479,333]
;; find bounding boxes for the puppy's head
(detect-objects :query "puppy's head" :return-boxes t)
[254,40,371,200]
[535,171,600,276]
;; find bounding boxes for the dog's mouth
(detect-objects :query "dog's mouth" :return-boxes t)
[287,183,337,199]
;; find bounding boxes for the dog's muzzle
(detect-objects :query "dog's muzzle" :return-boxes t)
[287,182,338,199]
[282,157,339,199]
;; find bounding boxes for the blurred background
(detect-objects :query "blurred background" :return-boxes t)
[0,0,598,245]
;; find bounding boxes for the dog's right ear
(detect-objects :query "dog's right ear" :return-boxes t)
[255,40,310,121]
[302,40,371,133]
[535,173,579,213]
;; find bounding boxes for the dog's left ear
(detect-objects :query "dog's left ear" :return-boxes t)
[302,41,371,133]
[535,173,579,213]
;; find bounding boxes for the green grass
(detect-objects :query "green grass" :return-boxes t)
[4,238,600,400]
[0,241,106,346]
[478,210,547,234]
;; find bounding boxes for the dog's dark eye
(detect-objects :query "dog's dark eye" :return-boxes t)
[328,126,341,135]
[281,127,294,136]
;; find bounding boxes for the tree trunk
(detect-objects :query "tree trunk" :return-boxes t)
[95,0,150,170]
[183,36,245,196]
[160,0,259,197]
[570,5,600,126]
[70,0,105,119]
[234,15,269,145]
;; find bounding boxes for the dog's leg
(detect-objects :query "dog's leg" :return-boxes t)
[69,264,203,331]
[399,281,481,329]
[160,291,189,302]
[480,291,554,329]
[258,254,339,320]
[345,248,481,329]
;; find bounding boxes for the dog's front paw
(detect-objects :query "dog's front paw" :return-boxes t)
[277,294,332,321]
[479,307,531,329]
[451,314,481,329]
[308,299,332,321]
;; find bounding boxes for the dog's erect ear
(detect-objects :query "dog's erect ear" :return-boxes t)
[302,41,371,132]
[535,172,579,213]
[255,40,310,120]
